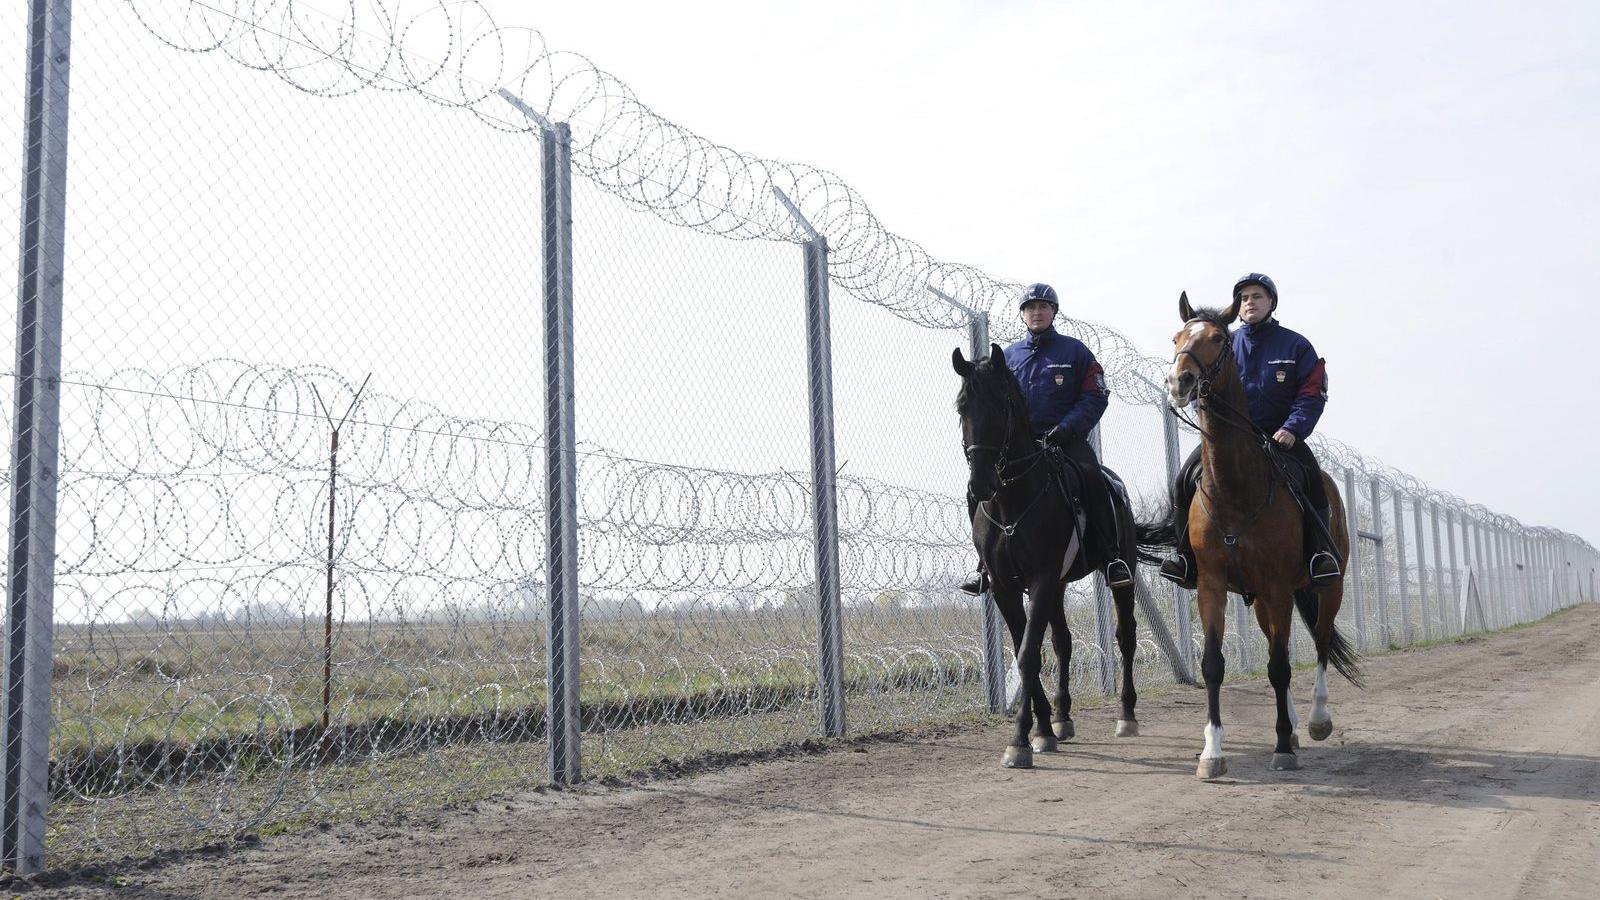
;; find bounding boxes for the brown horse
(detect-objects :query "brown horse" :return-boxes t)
[1145,292,1359,779]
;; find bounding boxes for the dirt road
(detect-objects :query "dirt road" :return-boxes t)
[28,604,1600,899]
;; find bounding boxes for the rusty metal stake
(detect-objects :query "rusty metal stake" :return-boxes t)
[313,375,370,743]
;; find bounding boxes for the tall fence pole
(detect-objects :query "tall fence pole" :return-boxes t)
[1344,468,1368,650]
[1162,407,1195,674]
[500,90,582,785]
[1391,488,1411,645]
[541,119,582,784]
[968,309,1006,713]
[931,286,1006,714]
[1367,475,1388,646]
[777,188,846,738]
[1412,496,1430,641]
[1445,508,1461,636]
[3,0,71,873]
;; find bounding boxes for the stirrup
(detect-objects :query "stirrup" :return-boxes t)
[1104,558,1133,589]
[960,571,989,596]
[1308,551,1340,584]
[1158,553,1195,589]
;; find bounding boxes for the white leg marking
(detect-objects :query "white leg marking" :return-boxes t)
[1309,663,1330,725]
[1201,722,1225,760]
[1286,691,1300,731]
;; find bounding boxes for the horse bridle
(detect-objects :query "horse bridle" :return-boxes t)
[1174,325,1235,401]
[962,394,1048,485]
[961,385,1053,535]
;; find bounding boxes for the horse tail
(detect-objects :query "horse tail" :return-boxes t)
[1293,587,1364,687]
[1134,505,1179,566]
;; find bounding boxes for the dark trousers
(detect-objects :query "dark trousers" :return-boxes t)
[1056,436,1121,562]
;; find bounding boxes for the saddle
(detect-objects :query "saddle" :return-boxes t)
[1265,445,1310,500]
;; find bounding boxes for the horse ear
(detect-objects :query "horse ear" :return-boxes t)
[952,347,974,376]
[1178,291,1194,323]
[1222,293,1241,325]
[989,343,1005,365]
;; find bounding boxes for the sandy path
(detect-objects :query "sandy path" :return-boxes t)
[27,604,1600,899]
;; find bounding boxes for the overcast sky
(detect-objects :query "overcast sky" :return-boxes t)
[10,0,1596,544]
[494,0,1598,538]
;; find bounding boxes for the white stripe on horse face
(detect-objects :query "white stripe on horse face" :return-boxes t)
[1187,322,1208,338]
[1201,722,1224,759]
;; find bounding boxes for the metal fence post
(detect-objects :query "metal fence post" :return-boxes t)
[500,89,583,785]
[774,188,847,737]
[541,118,581,785]
[968,310,1006,713]
[1162,407,1194,674]
[1344,468,1368,650]
[1391,488,1411,645]
[1087,427,1116,693]
[1368,475,1388,646]
[3,0,71,874]
[1445,508,1461,636]
[1428,502,1443,637]
[1413,497,1430,641]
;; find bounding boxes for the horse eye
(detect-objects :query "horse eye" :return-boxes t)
[1210,333,1223,343]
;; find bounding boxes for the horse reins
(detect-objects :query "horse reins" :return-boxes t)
[963,387,1058,535]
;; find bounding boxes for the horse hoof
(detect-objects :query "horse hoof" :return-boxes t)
[1003,746,1034,769]
[1031,735,1059,753]
[1115,719,1139,738]
[1308,719,1333,742]
[1271,752,1300,771]
[1052,719,1075,740]
[1196,757,1228,781]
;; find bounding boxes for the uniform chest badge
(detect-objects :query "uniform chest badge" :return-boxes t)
[1054,374,1065,386]
[1275,370,1287,383]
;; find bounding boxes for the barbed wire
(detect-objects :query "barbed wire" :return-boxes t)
[119,0,1591,551]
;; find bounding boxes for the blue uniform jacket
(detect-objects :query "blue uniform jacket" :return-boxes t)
[1003,326,1109,439]
[1233,318,1328,440]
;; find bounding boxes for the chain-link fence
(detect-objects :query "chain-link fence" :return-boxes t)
[3,0,1596,872]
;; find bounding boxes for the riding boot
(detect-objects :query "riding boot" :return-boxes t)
[1307,505,1341,584]
[960,563,989,596]
[1099,515,1133,588]
[1158,528,1197,590]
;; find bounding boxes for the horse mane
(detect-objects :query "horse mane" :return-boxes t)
[1187,306,1236,332]
[957,353,1026,417]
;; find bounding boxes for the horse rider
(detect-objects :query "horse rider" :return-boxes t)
[1159,272,1342,588]
[962,282,1134,595]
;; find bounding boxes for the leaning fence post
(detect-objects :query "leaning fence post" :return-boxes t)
[1161,406,1195,675]
[1087,427,1117,693]
[2,0,71,874]
[775,186,846,737]
[500,89,582,784]
[930,286,1006,714]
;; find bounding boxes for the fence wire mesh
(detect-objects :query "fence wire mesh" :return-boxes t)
[0,0,1595,871]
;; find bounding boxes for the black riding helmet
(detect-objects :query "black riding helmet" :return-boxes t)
[1233,273,1279,312]
[1020,282,1059,310]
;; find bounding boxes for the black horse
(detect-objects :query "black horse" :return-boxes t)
[954,344,1142,768]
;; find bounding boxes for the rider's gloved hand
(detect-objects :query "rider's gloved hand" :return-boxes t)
[1041,426,1074,449]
